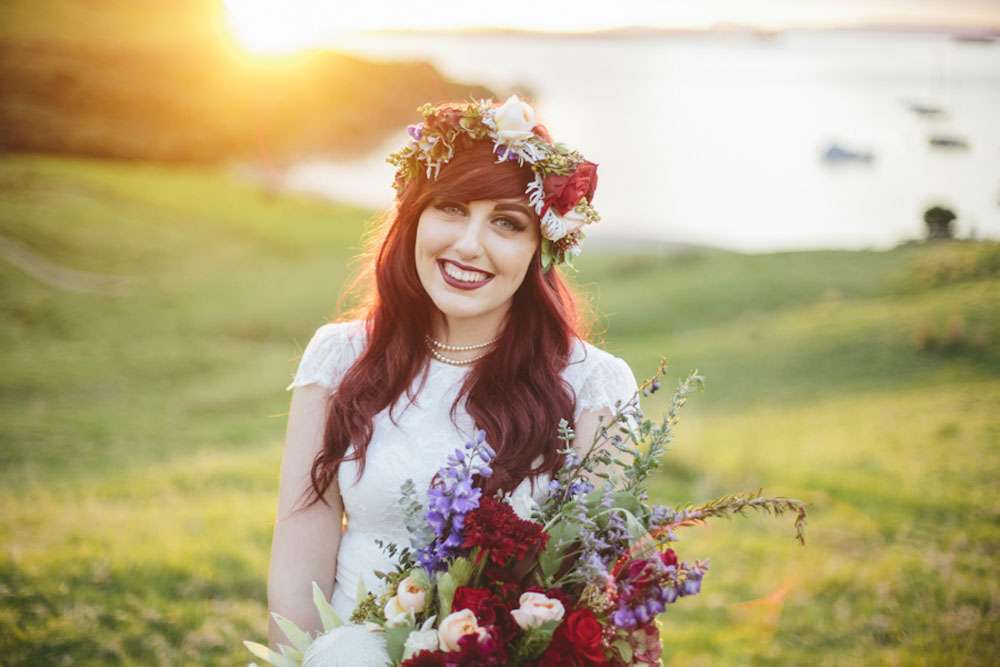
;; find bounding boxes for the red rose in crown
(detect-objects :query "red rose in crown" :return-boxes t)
[542,160,599,216]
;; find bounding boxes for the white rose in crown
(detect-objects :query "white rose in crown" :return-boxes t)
[540,207,587,242]
[510,591,566,629]
[493,94,537,144]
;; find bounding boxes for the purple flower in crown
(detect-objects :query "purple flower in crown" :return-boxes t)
[415,429,496,571]
[407,123,424,141]
[494,144,521,162]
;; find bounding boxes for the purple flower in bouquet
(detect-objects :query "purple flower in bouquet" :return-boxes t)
[416,429,495,571]
[609,551,709,630]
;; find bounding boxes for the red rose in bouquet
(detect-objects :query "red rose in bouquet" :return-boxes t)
[536,607,610,667]
[542,160,599,216]
[561,609,607,664]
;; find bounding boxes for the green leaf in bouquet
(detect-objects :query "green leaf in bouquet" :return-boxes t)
[514,619,561,660]
[446,556,473,588]
[615,507,656,559]
[437,571,457,619]
[584,489,643,518]
[612,638,633,663]
[243,640,299,667]
[277,643,304,662]
[408,566,432,592]
[384,624,416,664]
[311,581,344,632]
[270,612,313,652]
[538,518,580,581]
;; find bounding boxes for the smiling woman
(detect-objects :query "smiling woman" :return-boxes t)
[265,96,639,658]
[416,191,540,336]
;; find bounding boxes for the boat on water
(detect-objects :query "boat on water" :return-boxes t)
[929,135,970,151]
[904,101,946,118]
[821,143,874,165]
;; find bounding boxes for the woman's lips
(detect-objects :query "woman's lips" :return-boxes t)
[437,259,494,291]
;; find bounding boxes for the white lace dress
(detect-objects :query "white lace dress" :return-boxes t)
[286,320,639,620]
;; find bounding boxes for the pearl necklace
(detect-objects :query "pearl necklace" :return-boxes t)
[425,334,499,352]
[424,334,499,366]
[427,345,489,366]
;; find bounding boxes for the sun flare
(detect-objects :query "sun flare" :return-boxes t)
[223,0,332,55]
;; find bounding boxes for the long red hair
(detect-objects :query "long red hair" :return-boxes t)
[305,135,593,506]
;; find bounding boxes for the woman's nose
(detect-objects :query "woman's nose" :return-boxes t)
[452,216,486,259]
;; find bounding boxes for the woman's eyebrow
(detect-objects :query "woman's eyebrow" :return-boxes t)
[493,203,533,217]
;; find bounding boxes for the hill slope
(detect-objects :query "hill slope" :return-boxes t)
[0,155,997,664]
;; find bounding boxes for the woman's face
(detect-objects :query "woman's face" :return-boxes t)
[415,197,540,326]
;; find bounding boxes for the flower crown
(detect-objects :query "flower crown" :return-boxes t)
[387,95,601,270]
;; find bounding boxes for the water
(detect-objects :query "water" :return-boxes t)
[283,31,1000,251]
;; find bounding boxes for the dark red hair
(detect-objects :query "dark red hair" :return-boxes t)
[304,134,593,507]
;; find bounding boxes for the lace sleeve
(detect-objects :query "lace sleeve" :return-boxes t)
[285,321,364,392]
[574,353,640,419]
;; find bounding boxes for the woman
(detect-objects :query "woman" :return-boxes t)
[266,95,639,648]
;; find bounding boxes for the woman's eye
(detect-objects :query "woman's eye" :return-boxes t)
[436,203,465,215]
[494,216,524,231]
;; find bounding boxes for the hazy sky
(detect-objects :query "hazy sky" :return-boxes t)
[226,0,1000,36]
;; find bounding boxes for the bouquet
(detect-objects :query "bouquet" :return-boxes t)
[246,363,806,666]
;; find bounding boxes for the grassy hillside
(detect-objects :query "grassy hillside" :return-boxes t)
[0,1,493,162]
[0,155,997,665]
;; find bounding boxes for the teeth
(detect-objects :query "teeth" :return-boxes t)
[444,262,491,283]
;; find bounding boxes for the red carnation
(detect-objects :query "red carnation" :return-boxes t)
[461,496,549,567]
[452,586,517,637]
[453,627,508,665]
[400,649,447,666]
[543,160,599,216]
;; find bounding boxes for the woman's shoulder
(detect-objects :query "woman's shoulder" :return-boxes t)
[563,337,639,416]
[285,319,368,391]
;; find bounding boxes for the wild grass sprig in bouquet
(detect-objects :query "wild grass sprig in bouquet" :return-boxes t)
[245,362,806,666]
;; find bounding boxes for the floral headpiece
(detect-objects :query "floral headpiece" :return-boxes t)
[387,95,600,270]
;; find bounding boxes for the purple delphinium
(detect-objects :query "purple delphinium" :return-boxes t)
[610,557,709,630]
[415,428,496,571]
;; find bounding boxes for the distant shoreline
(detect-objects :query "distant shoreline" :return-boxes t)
[362,23,1000,42]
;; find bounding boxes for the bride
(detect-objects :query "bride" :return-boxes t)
[266,95,639,649]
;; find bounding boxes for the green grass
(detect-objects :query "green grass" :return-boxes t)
[1,154,998,665]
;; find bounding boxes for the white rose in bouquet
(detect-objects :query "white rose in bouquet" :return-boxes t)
[402,615,439,660]
[510,591,565,630]
[437,608,487,652]
[396,575,427,612]
[384,574,426,627]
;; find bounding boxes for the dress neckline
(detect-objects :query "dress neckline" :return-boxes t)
[428,357,475,372]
